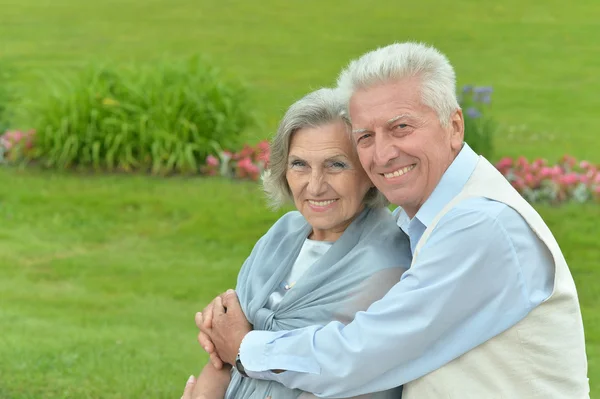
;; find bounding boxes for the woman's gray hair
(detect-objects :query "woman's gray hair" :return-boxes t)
[262,88,388,209]
[336,42,460,127]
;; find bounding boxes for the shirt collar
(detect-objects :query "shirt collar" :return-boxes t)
[396,143,479,231]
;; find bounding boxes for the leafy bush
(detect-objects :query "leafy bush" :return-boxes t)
[459,85,495,159]
[20,57,252,174]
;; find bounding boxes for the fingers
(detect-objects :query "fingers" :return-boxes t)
[222,290,243,316]
[202,300,215,329]
[210,351,224,369]
[197,330,215,353]
[199,290,233,330]
[196,312,215,352]
[181,375,195,399]
[194,312,204,330]
[213,296,226,317]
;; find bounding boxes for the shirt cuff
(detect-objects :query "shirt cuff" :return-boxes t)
[239,330,287,373]
[239,329,321,378]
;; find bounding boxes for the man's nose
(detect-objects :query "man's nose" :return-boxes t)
[373,131,400,166]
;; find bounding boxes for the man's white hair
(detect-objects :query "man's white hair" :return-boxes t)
[336,42,460,126]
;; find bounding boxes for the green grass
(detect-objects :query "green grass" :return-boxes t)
[0,167,289,398]
[1,0,599,397]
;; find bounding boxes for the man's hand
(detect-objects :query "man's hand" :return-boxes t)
[197,290,252,367]
[196,291,231,370]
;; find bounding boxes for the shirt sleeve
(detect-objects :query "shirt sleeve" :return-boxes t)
[240,203,553,398]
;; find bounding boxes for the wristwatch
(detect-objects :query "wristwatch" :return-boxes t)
[235,352,249,377]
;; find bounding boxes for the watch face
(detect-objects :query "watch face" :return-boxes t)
[236,356,247,377]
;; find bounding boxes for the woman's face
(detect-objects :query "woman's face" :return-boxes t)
[286,120,373,242]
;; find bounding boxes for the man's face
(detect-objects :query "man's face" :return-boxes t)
[349,77,464,217]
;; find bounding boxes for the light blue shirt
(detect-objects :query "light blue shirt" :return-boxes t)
[239,144,554,398]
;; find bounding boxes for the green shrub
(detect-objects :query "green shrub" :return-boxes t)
[460,85,495,159]
[21,57,251,174]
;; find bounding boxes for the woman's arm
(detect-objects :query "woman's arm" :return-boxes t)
[181,363,231,399]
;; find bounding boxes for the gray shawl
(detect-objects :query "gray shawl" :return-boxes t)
[225,207,410,399]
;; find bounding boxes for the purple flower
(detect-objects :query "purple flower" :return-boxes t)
[474,86,493,103]
[466,107,481,119]
[462,85,474,94]
[474,86,493,94]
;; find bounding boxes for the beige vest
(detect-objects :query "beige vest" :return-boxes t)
[402,157,589,399]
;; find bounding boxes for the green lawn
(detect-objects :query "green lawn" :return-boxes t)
[1,0,599,397]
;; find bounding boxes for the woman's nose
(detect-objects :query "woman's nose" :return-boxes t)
[307,171,327,196]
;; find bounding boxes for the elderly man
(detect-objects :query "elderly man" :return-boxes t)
[196,42,589,398]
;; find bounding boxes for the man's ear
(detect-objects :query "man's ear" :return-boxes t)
[449,109,464,151]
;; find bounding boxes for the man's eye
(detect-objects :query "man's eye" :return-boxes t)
[357,133,372,142]
[394,123,408,130]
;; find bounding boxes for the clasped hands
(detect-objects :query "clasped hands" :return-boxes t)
[195,289,253,368]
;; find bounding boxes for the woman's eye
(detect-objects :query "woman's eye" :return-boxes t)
[290,160,306,168]
[329,161,347,169]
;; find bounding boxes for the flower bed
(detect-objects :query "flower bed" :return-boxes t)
[496,155,600,204]
[2,131,598,205]
[200,140,270,181]
[0,129,35,163]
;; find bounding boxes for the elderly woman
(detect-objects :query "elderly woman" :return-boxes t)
[182,88,409,399]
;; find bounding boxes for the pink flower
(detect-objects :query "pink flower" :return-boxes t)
[511,178,525,192]
[235,145,255,160]
[532,158,547,168]
[0,136,12,151]
[560,154,577,167]
[594,174,600,184]
[256,140,270,153]
[579,175,590,184]
[237,157,252,169]
[496,157,512,172]
[257,150,270,167]
[1,129,36,153]
[206,155,219,167]
[6,130,24,143]
[560,173,579,186]
[551,165,563,176]
[539,167,553,178]
[517,156,529,170]
[580,160,591,170]
[524,173,536,187]
[236,157,260,180]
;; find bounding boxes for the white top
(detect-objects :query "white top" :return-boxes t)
[403,157,589,398]
[266,238,333,309]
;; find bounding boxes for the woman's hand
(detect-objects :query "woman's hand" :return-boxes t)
[180,363,232,399]
[181,375,200,399]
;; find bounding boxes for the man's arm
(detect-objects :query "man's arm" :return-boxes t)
[235,203,553,397]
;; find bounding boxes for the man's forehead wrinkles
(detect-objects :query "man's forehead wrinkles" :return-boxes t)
[351,113,416,133]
